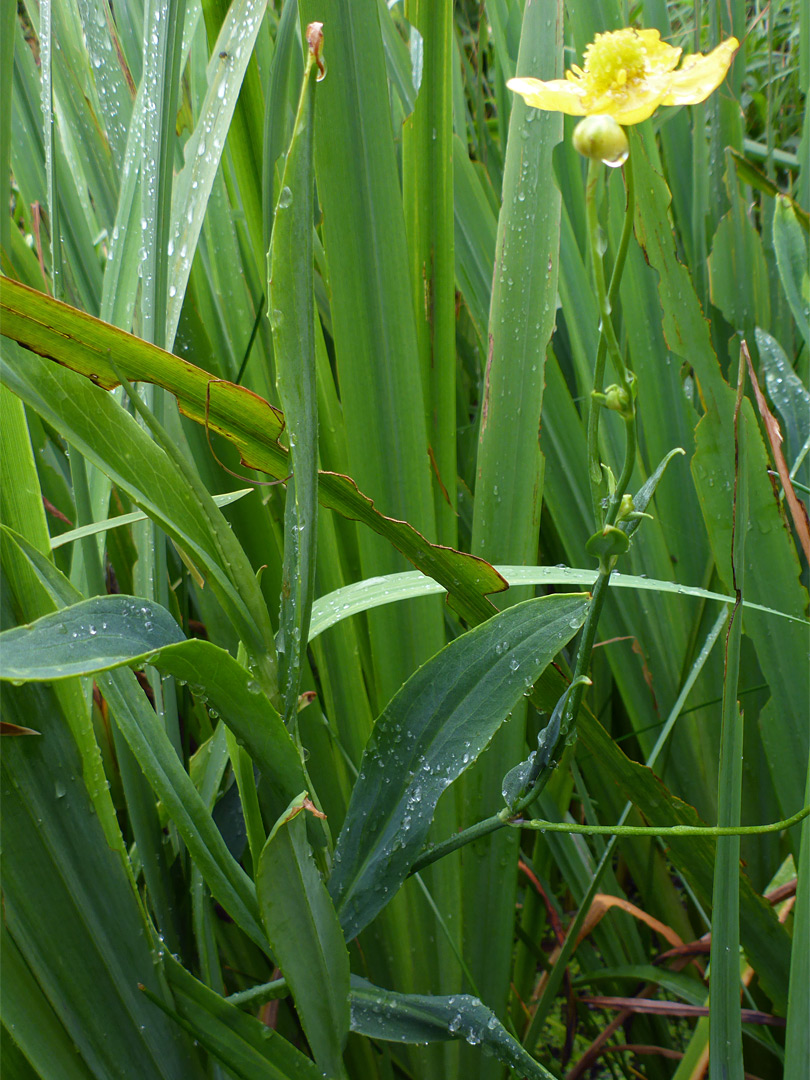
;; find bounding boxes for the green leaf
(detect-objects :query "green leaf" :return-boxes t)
[0,342,276,671]
[632,133,810,828]
[585,524,630,559]
[1,922,99,1080]
[0,681,200,1079]
[403,0,457,545]
[296,0,444,707]
[0,281,506,625]
[165,0,269,346]
[708,199,771,336]
[501,678,588,810]
[755,327,810,466]
[270,32,320,725]
[329,593,589,940]
[257,795,350,1078]
[0,534,307,821]
[156,953,322,1080]
[0,594,184,680]
[463,1,563,1040]
[348,978,556,1080]
[773,194,810,351]
[709,389,748,1080]
[621,447,686,538]
[50,488,254,550]
[308,565,806,642]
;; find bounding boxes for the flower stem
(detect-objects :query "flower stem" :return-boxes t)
[586,151,636,525]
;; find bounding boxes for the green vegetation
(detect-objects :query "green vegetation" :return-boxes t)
[1,1,808,1077]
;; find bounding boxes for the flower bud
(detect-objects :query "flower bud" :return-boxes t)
[572,115,629,167]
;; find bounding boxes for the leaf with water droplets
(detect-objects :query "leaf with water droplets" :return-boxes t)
[349,978,557,1079]
[329,593,589,939]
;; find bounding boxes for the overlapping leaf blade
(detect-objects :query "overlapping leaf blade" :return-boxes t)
[330,593,589,940]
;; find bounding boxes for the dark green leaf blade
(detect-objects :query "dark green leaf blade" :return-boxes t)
[158,953,322,1080]
[773,194,810,350]
[0,594,184,680]
[349,978,555,1080]
[270,31,320,725]
[330,593,589,939]
[1,682,200,1079]
[0,533,307,820]
[257,795,350,1078]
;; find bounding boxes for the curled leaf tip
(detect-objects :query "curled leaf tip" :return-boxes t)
[306,22,326,80]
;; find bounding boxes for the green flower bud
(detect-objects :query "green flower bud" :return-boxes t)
[603,383,630,413]
[572,115,629,167]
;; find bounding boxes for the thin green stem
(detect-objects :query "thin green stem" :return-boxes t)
[508,803,810,837]
[587,153,635,523]
[603,414,637,529]
[585,161,631,394]
[512,562,615,818]
[409,810,507,876]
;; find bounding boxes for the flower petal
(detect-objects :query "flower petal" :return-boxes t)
[661,37,739,105]
[584,73,671,125]
[506,77,588,116]
[636,28,682,74]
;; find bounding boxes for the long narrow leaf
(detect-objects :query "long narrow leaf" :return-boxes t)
[257,795,350,1078]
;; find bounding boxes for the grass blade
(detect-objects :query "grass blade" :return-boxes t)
[403,0,456,545]
[461,1,563,1027]
[349,978,556,1080]
[158,953,322,1079]
[257,795,350,1078]
[269,25,320,723]
[709,356,748,1080]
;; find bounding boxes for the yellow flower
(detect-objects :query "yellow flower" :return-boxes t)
[507,28,739,125]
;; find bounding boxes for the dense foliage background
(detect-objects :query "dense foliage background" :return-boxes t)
[1,0,808,1077]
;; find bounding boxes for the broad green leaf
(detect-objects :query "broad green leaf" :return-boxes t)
[257,795,350,1078]
[296,0,444,707]
[330,593,589,940]
[0,280,505,624]
[269,30,319,724]
[155,953,322,1080]
[349,978,555,1080]
[465,2,564,1045]
[0,342,276,672]
[403,0,457,546]
[0,594,184,680]
[756,327,810,467]
[0,540,307,820]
